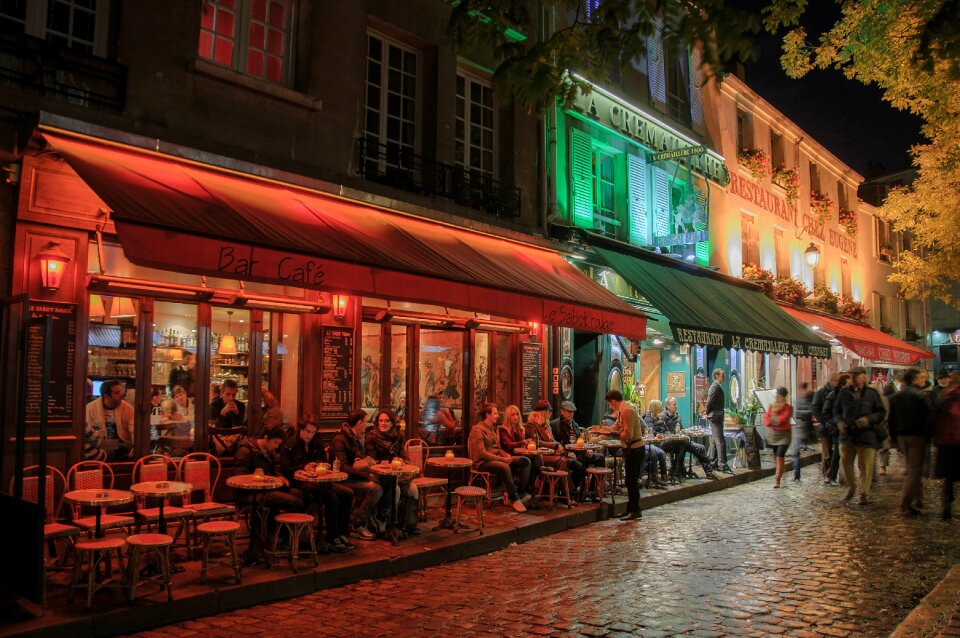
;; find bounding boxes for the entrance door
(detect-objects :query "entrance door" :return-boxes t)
[573,331,608,426]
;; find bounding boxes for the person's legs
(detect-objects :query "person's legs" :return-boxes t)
[793,429,803,481]
[510,456,532,496]
[858,446,877,501]
[942,478,955,520]
[343,480,384,528]
[479,460,519,501]
[623,447,645,515]
[819,435,832,479]
[710,422,728,469]
[330,483,354,540]
[829,433,842,482]
[899,436,926,513]
[839,444,857,501]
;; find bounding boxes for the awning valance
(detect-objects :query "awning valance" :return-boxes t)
[41,129,647,339]
[584,233,831,358]
[778,305,933,366]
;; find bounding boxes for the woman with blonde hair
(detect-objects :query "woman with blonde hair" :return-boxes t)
[639,400,669,486]
[498,404,527,455]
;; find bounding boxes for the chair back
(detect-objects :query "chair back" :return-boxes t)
[403,438,429,476]
[178,452,222,504]
[133,454,178,483]
[9,466,66,523]
[66,460,114,518]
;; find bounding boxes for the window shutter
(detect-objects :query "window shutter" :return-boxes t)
[690,46,704,132]
[627,153,648,246]
[653,168,670,237]
[647,17,666,112]
[871,291,882,329]
[570,127,594,229]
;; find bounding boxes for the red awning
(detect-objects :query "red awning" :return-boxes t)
[779,305,933,366]
[41,129,646,338]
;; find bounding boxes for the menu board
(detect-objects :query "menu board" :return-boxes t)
[25,301,77,426]
[321,326,354,419]
[521,342,543,415]
[694,374,709,416]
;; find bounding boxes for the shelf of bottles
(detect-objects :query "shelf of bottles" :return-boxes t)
[152,328,195,387]
[87,322,138,380]
[212,331,250,401]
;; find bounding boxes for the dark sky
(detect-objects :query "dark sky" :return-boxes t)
[737,6,923,176]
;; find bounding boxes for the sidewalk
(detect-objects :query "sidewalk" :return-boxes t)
[0,451,820,638]
[891,562,960,638]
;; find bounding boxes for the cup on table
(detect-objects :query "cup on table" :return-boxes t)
[381,459,390,467]
[317,462,330,473]
[445,450,454,458]
[253,468,265,479]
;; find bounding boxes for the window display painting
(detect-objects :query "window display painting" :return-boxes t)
[474,332,489,416]
[419,329,463,446]
[361,322,381,410]
[666,371,686,397]
[493,333,511,409]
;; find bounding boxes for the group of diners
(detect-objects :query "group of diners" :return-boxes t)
[640,397,718,485]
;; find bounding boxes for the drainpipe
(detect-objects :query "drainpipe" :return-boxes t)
[544,6,559,230]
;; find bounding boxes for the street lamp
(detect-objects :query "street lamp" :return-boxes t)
[804,243,821,268]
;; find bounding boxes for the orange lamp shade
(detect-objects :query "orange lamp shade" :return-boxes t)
[527,321,539,336]
[332,294,349,319]
[37,242,71,290]
[218,333,238,356]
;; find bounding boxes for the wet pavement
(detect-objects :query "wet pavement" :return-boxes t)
[128,457,960,637]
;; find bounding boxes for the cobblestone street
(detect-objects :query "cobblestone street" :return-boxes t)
[129,459,960,638]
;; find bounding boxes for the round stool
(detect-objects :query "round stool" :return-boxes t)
[197,521,241,584]
[125,533,174,603]
[585,467,613,500]
[537,469,573,509]
[269,513,318,573]
[454,486,487,533]
[69,537,127,610]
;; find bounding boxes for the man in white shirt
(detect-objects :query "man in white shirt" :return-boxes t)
[85,379,135,460]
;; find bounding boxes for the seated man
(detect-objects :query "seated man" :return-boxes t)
[85,379,134,461]
[278,415,354,553]
[210,379,246,428]
[661,397,716,479]
[551,399,605,473]
[526,402,584,492]
[329,409,383,541]
[640,401,669,486]
[234,426,305,518]
[468,403,531,512]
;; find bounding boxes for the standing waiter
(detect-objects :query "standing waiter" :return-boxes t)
[606,390,645,521]
[706,368,734,474]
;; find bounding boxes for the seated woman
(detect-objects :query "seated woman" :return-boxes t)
[660,397,716,480]
[160,385,195,437]
[366,409,421,536]
[639,400,670,486]
[525,409,584,490]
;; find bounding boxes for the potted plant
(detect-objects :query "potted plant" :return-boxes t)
[838,297,869,322]
[738,147,772,182]
[772,276,808,306]
[809,189,833,225]
[838,206,858,236]
[742,262,774,296]
[812,284,840,314]
[743,395,762,426]
[771,165,801,204]
[879,243,893,259]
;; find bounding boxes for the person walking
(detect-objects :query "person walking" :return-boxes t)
[793,382,814,482]
[763,387,793,488]
[812,374,841,484]
[822,374,850,486]
[705,368,733,474]
[837,367,887,505]
[888,368,933,516]
[934,372,960,520]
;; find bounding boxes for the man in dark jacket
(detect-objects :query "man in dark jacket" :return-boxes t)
[551,400,605,475]
[234,426,304,513]
[888,368,934,515]
[705,368,733,473]
[329,409,383,540]
[812,374,840,483]
[836,367,887,505]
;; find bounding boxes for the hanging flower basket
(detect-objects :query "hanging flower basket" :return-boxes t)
[838,207,857,236]
[838,297,869,322]
[772,276,808,306]
[737,147,771,182]
[811,284,840,314]
[809,189,833,225]
[771,165,800,205]
[742,262,774,296]
[879,243,893,260]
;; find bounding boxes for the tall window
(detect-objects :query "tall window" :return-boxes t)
[837,181,849,210]
[809,161,821,192]
[774,227,790,278]
[364,32,418,165]
[876,216,895,263]
[592,149,619,236]
[1,0,108,56]
[665,48,690,125]
[770,131,785,168]
[740,212,759,269]
[813,244,826,289]
[456,72,495,176]
[736,108,753,151]
[840,258,851,299]
[198,0,293,85]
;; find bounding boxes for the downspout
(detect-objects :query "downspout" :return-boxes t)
[544,5,559,229]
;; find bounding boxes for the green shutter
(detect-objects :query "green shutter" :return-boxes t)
[627,153,648,246]
[647,17,666,112]
[570,127,594,229]
[654,167,670,237]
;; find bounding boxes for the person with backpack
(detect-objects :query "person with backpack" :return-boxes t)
[934,372,960,520]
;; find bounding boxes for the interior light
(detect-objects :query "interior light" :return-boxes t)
[218,310,238,355]
[37,241,71,290]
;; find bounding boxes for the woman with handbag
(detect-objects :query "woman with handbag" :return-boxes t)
[934,373,960,520]
[763,387,793,488]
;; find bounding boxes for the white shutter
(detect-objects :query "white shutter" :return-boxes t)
[654,168,670,237]
[690,46,704,132]
[570,127,594,229]
[627,153,648,246]
[647,16,667,112]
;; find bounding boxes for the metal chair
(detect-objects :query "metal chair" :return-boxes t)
[403,438,448,521]
[178,452,237,547]
[454,485,486,533]
[268,513,318,573]
[209,426,245,457]
[65,461,134,538]
[197,520,241,584]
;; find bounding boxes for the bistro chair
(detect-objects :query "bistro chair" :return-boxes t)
[584,467,613,500]
[65,461,134,538]
[268,513,318,573]
[69,536,127,611]
[178,452,237,547]
[131,455,192,547]
[403,439,448,521]
[453,485,486,533]
[197,520,241,585]
[209,426,245,457]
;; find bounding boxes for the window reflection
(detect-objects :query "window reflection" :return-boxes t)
[418,329,463,446]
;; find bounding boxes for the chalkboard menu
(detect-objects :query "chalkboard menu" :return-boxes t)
[521,342,543,415]
[25,301,77,426]
[321,326,354,419]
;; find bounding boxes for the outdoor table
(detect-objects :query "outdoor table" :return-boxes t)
[682,430,711,476]
[426,456,472,531]
[63,489,133,538]
[227,474,284,567]
[293,469,348,484]
[370,463,421,545]
[129,480,191,535]
[512,447,555,457]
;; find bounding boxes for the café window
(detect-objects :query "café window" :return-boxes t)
[770,131,785,168]
[493,333,512,409]
[85,294,139,462]
[208,307,250,444]
[774,227,790,278]
[418,329,463,447]
[809,161,821,192]
[838,181,849,210]
[665,47,691,125]
[152,301,198,458]
[736,108,753,151]
[390,325,408,423]
[270,312,300,428]
[361,322,382,412]
[456,71,495,176]
[875,216,895,263]
[592,148,620,237]
[2,0,110,57]
[198,0,294,85]
[364,31,419,171]
[740,212,760,271]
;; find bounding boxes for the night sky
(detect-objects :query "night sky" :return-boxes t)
[737,5,924,176]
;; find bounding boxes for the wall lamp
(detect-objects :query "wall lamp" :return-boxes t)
[332,294,349,320]
[37,241,71,290]
[795,224,822,268]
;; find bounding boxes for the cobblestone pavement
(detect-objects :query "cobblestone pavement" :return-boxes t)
[129,457,960,638]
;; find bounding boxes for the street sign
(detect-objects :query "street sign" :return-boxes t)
[649,145,707,162]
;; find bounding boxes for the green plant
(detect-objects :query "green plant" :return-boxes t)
[812,284,840,313]
[742,262,774,296]
[771,165,801,204]
[809,189,833,225]
[738,147,772,182]
[743,395,762,415]
[772,276,808,305]
[839,297,869,322]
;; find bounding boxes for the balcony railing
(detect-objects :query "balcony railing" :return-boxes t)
[0,31,126,110]
[357,138,521,218]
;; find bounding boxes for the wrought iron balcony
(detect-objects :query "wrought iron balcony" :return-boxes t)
[0,31,126,110]
[357,138,521,218]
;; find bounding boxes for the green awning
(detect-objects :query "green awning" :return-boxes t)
[588,240,831,359]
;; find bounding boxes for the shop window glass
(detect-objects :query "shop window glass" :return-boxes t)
[209,307,250,454]
[493,333,512,410]
[259,311,290,432]
[389,325,408,428]
[418,329,463,447]
[85,294,138,462]
[592,149,619,236]
[361,322,382,411]
[152,301,198,458]
[276,313,300,429]
[198,0,293,85]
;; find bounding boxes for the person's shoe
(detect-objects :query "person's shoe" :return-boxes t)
[619,510,642,521]
[703,470,717,480]
[828,480,840,487]
[352,527,376,541]
[901,506,922,517]
[842,491,855,503]
[720,465,735,475]
[512,500,527,513]
[337,535,356,549]
[519,493,533,506]
[858,494,869,506]
[942,510,953,521]
[403,526,422,536]
[823,478,831,485]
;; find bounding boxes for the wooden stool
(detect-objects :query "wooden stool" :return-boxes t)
[197,521,241,584]
[125,533,174,603]
[454,486,486,533]
[585,467,613,500]
[537,469,573,509]
[269,513,318,573]
[69,537,126,610]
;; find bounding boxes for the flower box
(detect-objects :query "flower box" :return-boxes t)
[771,165,800,204]
[738,147,771,182]
[838,207,857,236]
[809,190,833,225]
